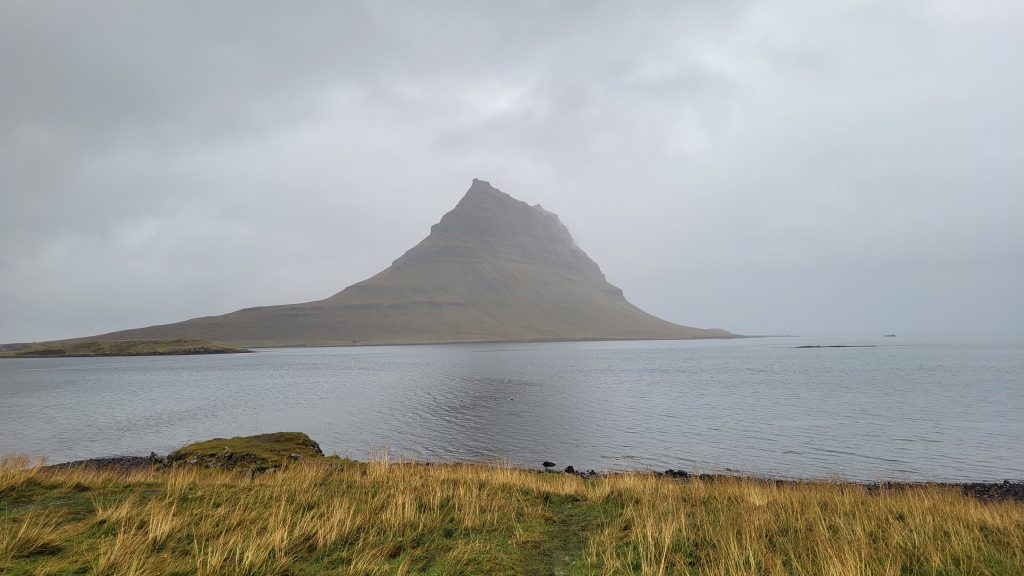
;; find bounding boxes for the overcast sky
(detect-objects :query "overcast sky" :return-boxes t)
[2,0,1022,342]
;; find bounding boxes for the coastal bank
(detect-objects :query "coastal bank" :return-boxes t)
[3,433,1021,574]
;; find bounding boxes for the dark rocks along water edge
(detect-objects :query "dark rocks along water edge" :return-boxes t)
[41,431,1024,504]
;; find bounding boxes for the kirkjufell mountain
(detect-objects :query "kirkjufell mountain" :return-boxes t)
[88,179,733,346]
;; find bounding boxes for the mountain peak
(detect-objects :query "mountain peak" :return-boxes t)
[409,180,596,274]
[463,177,511,201]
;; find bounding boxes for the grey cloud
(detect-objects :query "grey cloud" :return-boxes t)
[1,0,1022,341]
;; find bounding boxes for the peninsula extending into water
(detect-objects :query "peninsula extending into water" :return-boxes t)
[0,338,250,358]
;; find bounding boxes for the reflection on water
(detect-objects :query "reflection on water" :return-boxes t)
[1,334,1021,482]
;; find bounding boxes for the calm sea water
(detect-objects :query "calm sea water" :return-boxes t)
[1,334,1021,482]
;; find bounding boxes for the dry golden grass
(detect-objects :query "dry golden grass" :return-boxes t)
[1,454,1021,575]
[579,474,1024,575]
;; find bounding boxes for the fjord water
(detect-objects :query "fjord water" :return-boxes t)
[1,334,1021,482]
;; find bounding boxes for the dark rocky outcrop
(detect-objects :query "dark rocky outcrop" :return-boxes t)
[163,432,324,471]
[44,456,153,472]
[961,481,1024,502]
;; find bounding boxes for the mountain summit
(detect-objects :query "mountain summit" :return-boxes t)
[91,180,732,346]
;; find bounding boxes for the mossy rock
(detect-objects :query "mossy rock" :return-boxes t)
[165,432,324,470]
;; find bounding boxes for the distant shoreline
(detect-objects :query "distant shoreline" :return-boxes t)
[0,338,251,358]
[0,334,768,354]
[235,334,758,349]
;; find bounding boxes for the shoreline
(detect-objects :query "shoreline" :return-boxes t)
[235,334,753,349]
[9,442,1022,574]
[0,337,251,358]
[45,454,1024,503]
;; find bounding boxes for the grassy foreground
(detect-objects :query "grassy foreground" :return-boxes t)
[2,455,1022,575]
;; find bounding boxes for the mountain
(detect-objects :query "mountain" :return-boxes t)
[85,179,732,346]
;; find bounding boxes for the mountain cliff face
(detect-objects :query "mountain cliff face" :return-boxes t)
[91,179,732,346]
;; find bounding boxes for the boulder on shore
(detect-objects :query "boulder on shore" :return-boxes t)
[165,432,324,471]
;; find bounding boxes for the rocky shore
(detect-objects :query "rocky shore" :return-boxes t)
[544,465,1024,503]
[48,451,1024,504]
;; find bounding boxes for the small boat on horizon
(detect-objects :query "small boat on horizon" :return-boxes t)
[884,334,896,338]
